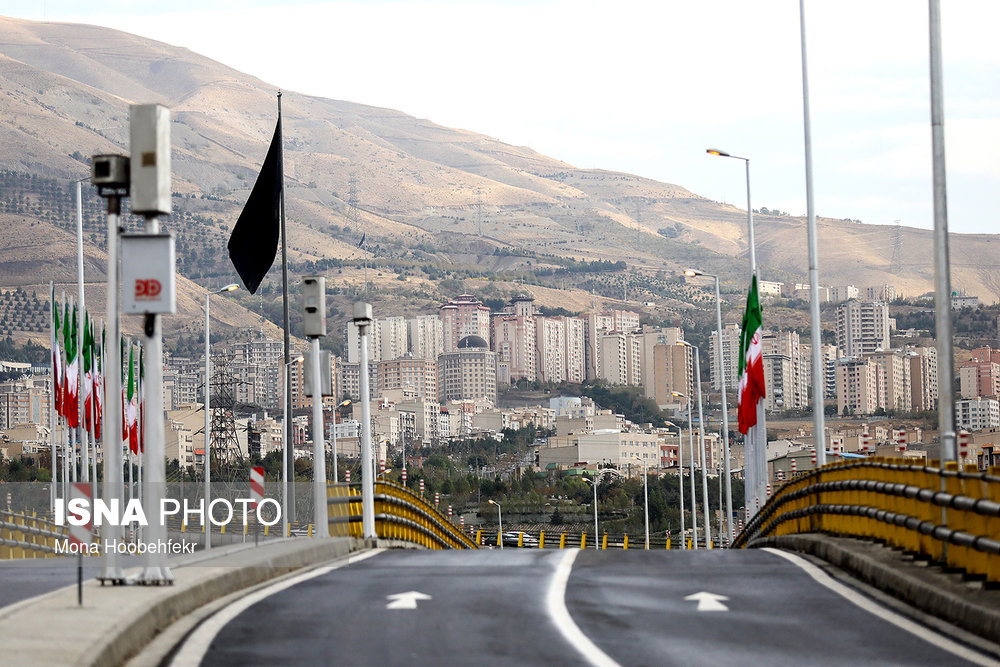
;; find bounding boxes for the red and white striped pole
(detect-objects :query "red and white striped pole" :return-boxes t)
[460,515,465,528]
[861,431,870,454]
[379,459,385,476]
[777,470,784,483]
[401,468,407,486]
[765,483,772,498]
[250,466,265,511]
[810,448,816,466]
[345,469,351,484]
[958,429,970,461]
[419,479,424,497]
[434,491,439,507]
[791,459,797,475]
[898,429,907,453]
[448,504,453,520]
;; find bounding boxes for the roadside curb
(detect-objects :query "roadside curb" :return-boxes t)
[1,538,355,666]
[753,534,1000,642]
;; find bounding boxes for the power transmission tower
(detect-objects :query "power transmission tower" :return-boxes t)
[347,173,360,232]
[889,219,903,274]
[209,351,244,481]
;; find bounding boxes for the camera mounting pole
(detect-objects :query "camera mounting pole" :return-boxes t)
[91,153,129,586]
[127,104,175,585]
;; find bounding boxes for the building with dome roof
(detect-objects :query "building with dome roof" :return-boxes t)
[437,335,497,405]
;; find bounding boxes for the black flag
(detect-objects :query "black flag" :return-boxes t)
[228,118,282,294]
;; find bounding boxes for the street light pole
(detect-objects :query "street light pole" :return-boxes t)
[707,149,756,278]
[583,477,599,550]
[674,390,698,549]
[684,269,734,546]
[680,341,712,549]
[203,284,238,551]
[488,499,503,550]
[666,420,684,549]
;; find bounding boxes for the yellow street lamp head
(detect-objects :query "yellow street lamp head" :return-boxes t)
[683,269,699,277]
[223,284,239,292]
[293,355,304,364]
[706,148,729,157]
[488,499,498,506]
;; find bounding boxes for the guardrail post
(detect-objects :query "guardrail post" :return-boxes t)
[539,530,545,549]
[623,534,629,550]
[559,533,566,549]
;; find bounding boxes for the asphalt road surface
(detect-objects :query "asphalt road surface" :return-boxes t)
[0,558,102,609]
[174,548,994,666]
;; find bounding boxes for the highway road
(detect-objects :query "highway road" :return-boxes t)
[171,548,995,666]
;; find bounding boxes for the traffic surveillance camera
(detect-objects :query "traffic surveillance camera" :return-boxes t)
[91,154,130,192]
[301,275,327,338]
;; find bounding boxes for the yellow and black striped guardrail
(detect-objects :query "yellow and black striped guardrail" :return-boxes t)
[0,510,69,558]
[734,458,1000,583]
[471,530,684,550]
[328,481,478,549]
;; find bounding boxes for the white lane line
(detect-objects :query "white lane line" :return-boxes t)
[546,549,622,667]
[169,549,385,667]
[762,548,997,667]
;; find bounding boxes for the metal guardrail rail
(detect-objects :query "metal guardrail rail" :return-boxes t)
[0,510,68,558]
[327,481,478,549]
[734,458,1000,582]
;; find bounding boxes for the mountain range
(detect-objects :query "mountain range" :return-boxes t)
[0,14,996,349]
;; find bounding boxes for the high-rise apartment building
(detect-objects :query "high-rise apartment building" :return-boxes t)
[440,294,491,352]
[865,350,912,413]
[835,357,881,415]
[959,346,1000,399]
[492,295,536,382]
[836,300,890,357]
[709,324,742,392]
[408,315,444,361]
[437,335,497,405]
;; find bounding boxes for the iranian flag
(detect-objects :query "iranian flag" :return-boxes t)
[137,347,145,453]
[126,345,138,454]
[51,287,62,418]
[64,303,79,428]
[94,326,103,441]
[737,275,766,433]
[82,312,94,437]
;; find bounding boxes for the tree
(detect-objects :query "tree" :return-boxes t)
[550,507,564,525]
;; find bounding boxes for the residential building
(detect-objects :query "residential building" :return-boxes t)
[836,300,890,357]
[959,347,1000,399]
[408,315,444,361]
[865,350,912,413]
[829,285,860,303]
[836,357,881,416]
[377,356,437,401]
[437,335,497,405]
[440,294,491,352]
[709,324,741,392]
[955,398,1000,431]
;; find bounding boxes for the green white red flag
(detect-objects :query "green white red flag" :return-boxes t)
[737,275,765,433]
[126,345,138,454]
[51,286,62,417]
[64,303,79,428]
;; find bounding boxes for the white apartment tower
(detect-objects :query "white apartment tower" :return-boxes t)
[836,300,890,357]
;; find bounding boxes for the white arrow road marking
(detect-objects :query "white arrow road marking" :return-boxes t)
[684,592,730,612]
[385,591,432,610]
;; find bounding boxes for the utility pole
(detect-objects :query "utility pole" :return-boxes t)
[302,276,329,537]
[124,104,175,584]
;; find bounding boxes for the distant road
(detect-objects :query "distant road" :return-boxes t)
[174,549,992,666]
[0,559,101,610]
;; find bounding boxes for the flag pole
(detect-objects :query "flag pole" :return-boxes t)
[49,281,57,514]
[278,91,294,524]
[75,180,90,483]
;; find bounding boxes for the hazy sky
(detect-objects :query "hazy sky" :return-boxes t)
[4,1,999,235]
